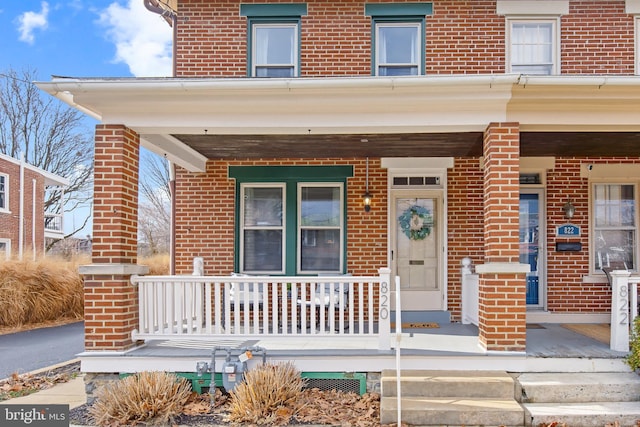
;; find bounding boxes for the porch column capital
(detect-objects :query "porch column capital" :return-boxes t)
[80,263,149,276]
[475,263,530,274]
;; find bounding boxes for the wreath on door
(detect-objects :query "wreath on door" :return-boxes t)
[398,205,433,240]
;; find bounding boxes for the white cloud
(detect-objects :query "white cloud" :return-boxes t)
[17,1,50,44]
[99,0,172,77]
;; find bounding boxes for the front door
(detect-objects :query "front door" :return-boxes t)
[519,191,545,307]
[391,193,443,310]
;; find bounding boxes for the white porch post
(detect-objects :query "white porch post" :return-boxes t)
[610,269,632,352]
[378,267,391,350]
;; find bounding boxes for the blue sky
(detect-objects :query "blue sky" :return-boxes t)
[0,0,172,80]
[0,1,173,236]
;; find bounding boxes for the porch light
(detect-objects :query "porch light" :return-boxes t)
[363,191,372,212]
[563,199,576,219]
[364,157,372,212]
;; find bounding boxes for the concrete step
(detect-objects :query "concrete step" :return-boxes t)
[381,369,515,399]
[524,401,640,427]
[381,396,525,427]
[517,372,640,403]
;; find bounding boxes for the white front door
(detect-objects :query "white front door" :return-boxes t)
[391,193,444,311]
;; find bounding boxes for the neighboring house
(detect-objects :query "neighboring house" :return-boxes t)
[0,153,68,260]
[36,0,640,384]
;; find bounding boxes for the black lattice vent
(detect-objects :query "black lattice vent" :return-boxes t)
[301,372,366,395]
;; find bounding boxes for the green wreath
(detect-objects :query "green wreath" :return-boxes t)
[398,205,433,240]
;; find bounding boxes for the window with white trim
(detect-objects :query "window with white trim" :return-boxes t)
[0,174,7,211]
[375,22,421,76]
[507,19,558,75]
[240,184,285,274]
[298,184,343,273]
[592,183,637,272]
[251,22,298,77]
[0,239,9,260]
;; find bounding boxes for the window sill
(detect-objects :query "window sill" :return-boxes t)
[582,275,608,284]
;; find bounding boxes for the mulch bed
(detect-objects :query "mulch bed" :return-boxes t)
[69,388,384,426]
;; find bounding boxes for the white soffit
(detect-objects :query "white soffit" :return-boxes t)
[140,134,207,173]
[497,1,569,15]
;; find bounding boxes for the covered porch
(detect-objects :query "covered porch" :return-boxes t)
[36,74,640,370]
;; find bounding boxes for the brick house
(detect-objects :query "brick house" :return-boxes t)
[37,0,640,379]
[0,153,68,259]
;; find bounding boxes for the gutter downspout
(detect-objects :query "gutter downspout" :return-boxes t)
[18,153,25,260]
[144,0,177,76]
[32,179,36,260]
[169,161,176,275]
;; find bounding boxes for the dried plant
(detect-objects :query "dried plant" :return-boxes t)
[227,362,306,425]
[89,371,192,426]
[0,257,83,327]
[140,253,170,275]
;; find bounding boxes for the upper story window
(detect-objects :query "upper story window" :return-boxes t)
[592,183,637,273]
[241,3,307,78]
[508,20,558,75]
[497,1,568,75]
[252,23,298,77]
[365,3,433,77]
[0,174,7,211]
[375,22,421,76]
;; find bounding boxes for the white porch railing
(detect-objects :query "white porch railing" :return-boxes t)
[609,270,640,352]
[131,268,392,350]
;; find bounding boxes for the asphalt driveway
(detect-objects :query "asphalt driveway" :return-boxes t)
[0,321,84,380]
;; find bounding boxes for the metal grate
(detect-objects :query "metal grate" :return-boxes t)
[301,372,366,395]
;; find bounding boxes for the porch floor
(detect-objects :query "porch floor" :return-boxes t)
[91,322,632,374]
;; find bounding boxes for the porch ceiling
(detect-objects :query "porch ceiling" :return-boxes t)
[172,131,640,159]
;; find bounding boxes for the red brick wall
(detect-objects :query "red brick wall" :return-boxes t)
[174,0,636,78]
[562,1,635,75]
[174,157,387,276]
[92,125,140,264]
[0,157,47,257]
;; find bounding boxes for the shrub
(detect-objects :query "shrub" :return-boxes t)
[0,257,83,327]
[627,316,640,371]
[227,362,306,425]
[89,371,192,426]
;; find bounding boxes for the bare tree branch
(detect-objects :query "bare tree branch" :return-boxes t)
[0,67,94,243]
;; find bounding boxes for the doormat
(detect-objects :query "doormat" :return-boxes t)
[561,323,610,344]
[391,322,439,329]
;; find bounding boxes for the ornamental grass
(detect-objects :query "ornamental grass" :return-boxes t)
[89,371,192,426]
[0,255,84,327]
[227,362,306,425]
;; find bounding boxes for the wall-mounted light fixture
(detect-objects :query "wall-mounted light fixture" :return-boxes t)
[563,199,576,220]
[363,157,372,212]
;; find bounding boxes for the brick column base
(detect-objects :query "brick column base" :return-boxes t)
[476,263,529,352]
[80,264,148,352]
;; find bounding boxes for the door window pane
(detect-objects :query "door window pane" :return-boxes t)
[376,23,420,76]
[593,184,636,271]
[253,24,297,77]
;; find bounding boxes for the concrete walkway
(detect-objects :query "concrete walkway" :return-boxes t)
[2,375,86,409]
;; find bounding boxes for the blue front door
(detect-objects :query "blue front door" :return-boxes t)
[520,192,543,306]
